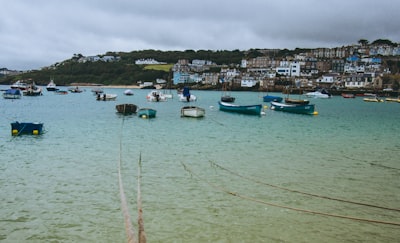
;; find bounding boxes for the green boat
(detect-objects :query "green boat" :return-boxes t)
[138,108,156,118]
[270,101,318,115]
[218,101,262,116]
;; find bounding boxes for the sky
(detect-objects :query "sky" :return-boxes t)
[1,0,400,71]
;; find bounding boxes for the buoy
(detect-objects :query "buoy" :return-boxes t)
[142,115,147,119]
[12,129,18,135]
[264,105,268,109]
[32,130,39,135]
[313,111,319,115]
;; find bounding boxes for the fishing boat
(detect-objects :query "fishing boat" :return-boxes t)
[181,106,205,118]
[179,87,197,102]
[341,93,355,98]
[116,103,138,114]
[23,82,42,96]
[11,121,44,136]
[363,96,384,102]
[96,93,117,101]
[124,89,134,96]
[263,95,283,102]
[146,90,167,102]
[10,80,28,90]
[138,108,156,118]
[3,89,22,99]
[270,101,318,115]
[218,101,262,116]
[46,79,58,91]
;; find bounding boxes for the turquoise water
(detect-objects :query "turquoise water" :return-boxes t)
[1,86,399,242]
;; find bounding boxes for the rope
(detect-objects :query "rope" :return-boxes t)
[209,160,400,212]
[118,118,137,243]
[137,153,146,243]
[181,161,400,227]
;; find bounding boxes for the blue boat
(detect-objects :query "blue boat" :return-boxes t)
[263,95,283,102]
[11,121,44,135]
[270,101,318,115]
[138,108,157,118]
[3,89,22,99]
[218,101,262,116]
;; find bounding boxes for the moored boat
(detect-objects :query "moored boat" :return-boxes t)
[46,79,58,91]
[270,101,318,115]
[3,89,22,99]
[305,90,331,98]
[181,106,205,118]
[96,93,117,101]
[23,82,42,96]
[11,121,44,136]
[341,93,355,98]
[138,108,157,118]
[218,101,262,116]
[11,80,28,90]
[116,103,138,115]
[285,98,310,105]
[263,95,283,102]
[179,87,197,102]
[124,89,134,96]
[385,97,400,103]
[147,90,167,102]
[363,97,384,102]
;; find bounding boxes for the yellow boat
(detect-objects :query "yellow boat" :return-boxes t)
[385,97,400,103]
[363,97,384,102]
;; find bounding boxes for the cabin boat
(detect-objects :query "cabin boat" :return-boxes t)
[3,89,22,99]
[46,80,58,91]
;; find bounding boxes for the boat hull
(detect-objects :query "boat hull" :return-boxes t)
[285,98,310,105]
[263,95,283,102]
[221,96,235,103]
[218,101,262,115]
[11,122,43,135]
[181,106,205,118]
[138,108,156,118]
[116,104,138,115]
[270,101,317,115]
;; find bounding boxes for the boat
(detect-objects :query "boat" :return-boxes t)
[46,79,58,91]
[341,93,355,98]
[385,97,400,103]
[305,90,331,99]
[179,87,197,102]
[181,106,205,118]
[22,82,42,96]
[3,89,22,99]
[55,90,68,95]
[96,93,117,101]
[138,108,157,118]
[10,80,28,90]
[363,97,384,102]
[263,95,283,102]
[221,95,235,102]
[285,98,310,105]
[124,89,134,96]
[218,101,262,116]
[11,121,44,136]
[270,101,318,115]
[146,90,167,102]
[91,88,103,95]
[220,79,235,102]
[116,103,138,115]
[69,86,83,93]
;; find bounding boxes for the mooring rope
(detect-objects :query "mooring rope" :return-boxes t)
[118,118,137,243]
[209,160,400,212]
[137,153,146,243]
[181,161,400,226]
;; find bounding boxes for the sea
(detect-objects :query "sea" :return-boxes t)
[0,85,399,243]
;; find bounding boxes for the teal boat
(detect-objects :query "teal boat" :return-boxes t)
[138,108,156,118]
[218,101,262,116]
[270,101,318,115]
[11,121,44,135]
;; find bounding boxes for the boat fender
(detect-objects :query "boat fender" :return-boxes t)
[313,111,319,115]
[32,130,39,135]
[12,129,18,135]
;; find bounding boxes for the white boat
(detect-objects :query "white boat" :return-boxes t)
[10,80,28,90]
[46,79,58,91]
[22,82,42,96]
[179,87,197,102]
[124,89,134,96]
[96,93,117,101]
[181,106,205,118]
[305,91,331,99]
[146,90,167,102]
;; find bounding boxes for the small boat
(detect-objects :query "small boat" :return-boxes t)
[285,98,310,105]
[91,88,103,95]
[179,87,197,102]
[270,101,318,115]
[10,80,28,90]
[116,104,138,115]
[263,95,283,102]
[363,97,384,102]
[55,90,68,95]
[96,93,117,101]
[11,121,44,136]
[138,108,157,118]
[385,97,400,103]
[341,93,355,98]
[23,82,43,96]
[46,79,58,91]
[305,90,331,99]
[181,106,205,118]
[124,89,134,96]
[3,89,22,99]
[69,87,83,93]
[146,90,167,102]
[221,80,235,102]
[218,101,262,116]
[221,95,235,103]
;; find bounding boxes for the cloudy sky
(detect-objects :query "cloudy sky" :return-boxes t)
[1,0,399,70]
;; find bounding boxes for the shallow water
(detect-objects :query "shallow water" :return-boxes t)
[1,86,399,242]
